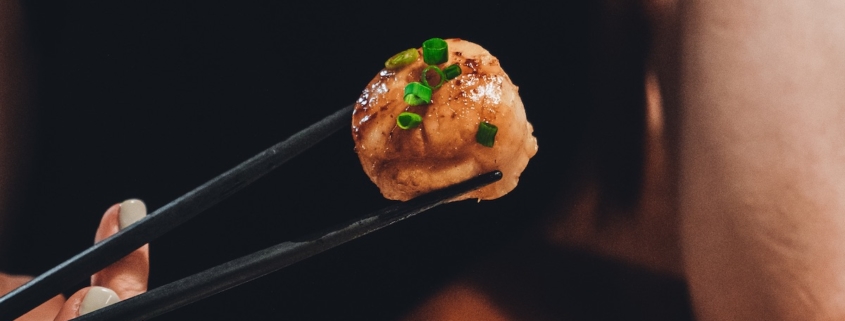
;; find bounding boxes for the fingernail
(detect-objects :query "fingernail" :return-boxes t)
[119,199,147,229]
[79,286,119,315]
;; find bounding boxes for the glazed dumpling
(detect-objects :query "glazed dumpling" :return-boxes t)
[352,38,537,201]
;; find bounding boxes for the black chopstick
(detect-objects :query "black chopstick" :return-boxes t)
[74,171,503,321]
[0,104,355,321]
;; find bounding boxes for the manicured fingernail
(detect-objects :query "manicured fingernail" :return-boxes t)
[119,199,147,229]
[79,286,119,315]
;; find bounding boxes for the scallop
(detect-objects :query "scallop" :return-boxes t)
[352,38,537,201]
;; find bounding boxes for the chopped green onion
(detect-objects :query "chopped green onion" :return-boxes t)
[422,38,448,65]
[404,82,432,106]
[385,48,419,69]
[476,122,498,147]
[421,65,446,89]
[397,112,423,129]
[443,64,462,80]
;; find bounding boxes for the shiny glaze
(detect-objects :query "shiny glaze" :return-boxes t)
[352,39,538,201]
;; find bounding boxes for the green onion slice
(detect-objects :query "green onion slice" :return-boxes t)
[404,82,432,106]
[385,48,419,69]
[476,122,498,147]
[397,112,423,129]
[422,38,448,65]
[421,65,446,89]
[443,64,462,80]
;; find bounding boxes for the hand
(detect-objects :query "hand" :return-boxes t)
[0,200,149,321]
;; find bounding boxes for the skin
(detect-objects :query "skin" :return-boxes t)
[406,0,845,320]
[0,205,149,321]
[680,0,845,319]
[4,0,845,320]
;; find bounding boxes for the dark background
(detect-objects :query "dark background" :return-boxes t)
[2,1,687,320]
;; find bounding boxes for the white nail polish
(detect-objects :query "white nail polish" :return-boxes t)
[119,199,147,229]
[79,286,119,315]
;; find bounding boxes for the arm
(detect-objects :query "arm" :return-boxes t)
[679,0,845,319]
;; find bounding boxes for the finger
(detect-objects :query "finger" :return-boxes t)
[52,286,119,321]
[90,199,149,299]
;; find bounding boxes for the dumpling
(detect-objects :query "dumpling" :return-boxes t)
[352,38,537,201]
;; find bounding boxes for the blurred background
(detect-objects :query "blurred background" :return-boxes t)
[0,0,691,319]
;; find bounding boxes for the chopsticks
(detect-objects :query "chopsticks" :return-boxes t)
[75,170,503,321]
[0,104,354,321]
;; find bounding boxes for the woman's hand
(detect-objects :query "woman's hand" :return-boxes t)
[0,200,149,321]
